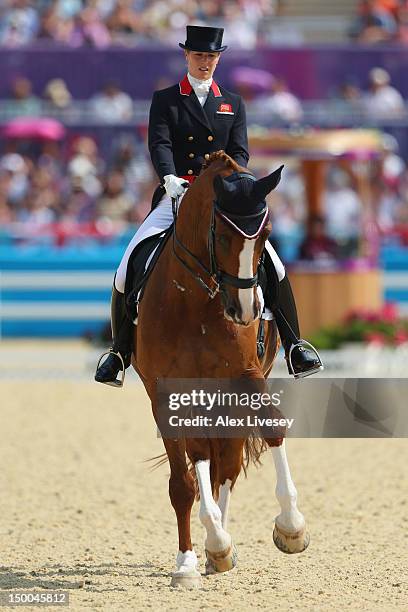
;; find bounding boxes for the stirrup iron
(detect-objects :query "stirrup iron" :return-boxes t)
[287,340,324,380]
[95,350,126,388]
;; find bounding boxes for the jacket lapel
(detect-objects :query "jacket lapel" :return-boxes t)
[181,91,212,131]
[203,88,225,131]
[179,75,223,131]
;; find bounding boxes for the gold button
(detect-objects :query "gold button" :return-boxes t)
[187,169,193,175]
[208,135,213,142]
[204,153,210,160]
[188,136,194,141]
[188,153,194,158]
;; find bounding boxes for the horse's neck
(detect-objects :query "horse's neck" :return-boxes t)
[176,186,212,261]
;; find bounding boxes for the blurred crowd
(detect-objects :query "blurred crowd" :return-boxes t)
[0,135,155,232]
[1,64,407,126]
[5,1,408,49]
[0,62,407,258]
[0,0,279,49]
[260,140,408,264]
[1,124,407,261]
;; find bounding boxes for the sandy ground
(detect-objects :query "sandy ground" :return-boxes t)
[0,341,407,611]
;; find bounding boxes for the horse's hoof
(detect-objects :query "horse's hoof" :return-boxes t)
[273,521,310,554]
[205,543,238,574]
[170,569,202,589]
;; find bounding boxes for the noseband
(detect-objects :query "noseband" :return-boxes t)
[171,173,269,299]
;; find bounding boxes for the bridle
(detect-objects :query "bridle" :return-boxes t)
[171,172,269,299]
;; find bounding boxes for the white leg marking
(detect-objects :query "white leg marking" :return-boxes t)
[271,440,305,532]
[238,240,256,323]
[218,479,232,530]
[176,549,198,573]
[195,460,231,552]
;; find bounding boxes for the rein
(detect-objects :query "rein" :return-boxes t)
[171,175,268,299]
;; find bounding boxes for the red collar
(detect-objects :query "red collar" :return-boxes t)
[179,74,222,97]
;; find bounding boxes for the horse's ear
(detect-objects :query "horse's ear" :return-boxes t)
[253,165,284,200]
[213,174,237,201]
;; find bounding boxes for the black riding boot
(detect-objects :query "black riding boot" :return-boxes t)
[94,284,133,387]
[274,276,323,379]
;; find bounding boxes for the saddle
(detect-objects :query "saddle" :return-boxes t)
[124,225,173,322]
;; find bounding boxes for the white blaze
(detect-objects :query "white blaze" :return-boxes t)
[238,239,255,322]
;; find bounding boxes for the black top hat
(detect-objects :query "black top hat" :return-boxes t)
[179,26,227,53]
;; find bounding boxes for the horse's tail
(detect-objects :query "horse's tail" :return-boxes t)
[146,436,268,495]
[242,435,269,476]
[144,452,168,471]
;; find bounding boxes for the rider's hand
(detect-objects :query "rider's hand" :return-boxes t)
[163,174,189,199]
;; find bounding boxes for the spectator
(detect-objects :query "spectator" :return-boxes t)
[91,81,133,123]
[222,1,258,49]
[351,0,397,43]
[4,76,41,117]
[43,78,72,110]
[323,166,362,257]
[111,136,155,222]
[95,170,134,222]
[105,0,143,41]
[93,0,117,20]
[299,215,338,262]
[17,185,57,226]
[67,136,104,196]
[54,0,83,20]
[60,175,96,222]
[252,77,303,122]
[112,137,151,192]
[79,3,111,47]
[0,0,40,46]
[0,153,30,207]
[364,67,405,118]
[339,79,362,104]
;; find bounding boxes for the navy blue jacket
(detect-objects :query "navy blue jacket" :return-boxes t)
[148,75,249,184]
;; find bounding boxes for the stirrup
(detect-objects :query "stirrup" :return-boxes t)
[287,340,324,380]
[95,350,126,388]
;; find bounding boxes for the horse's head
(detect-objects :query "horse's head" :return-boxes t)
[212,166,283,325]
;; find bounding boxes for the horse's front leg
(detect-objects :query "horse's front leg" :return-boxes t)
[267,438,310,554]
[194,457,238,574]
[162,439,201,588]
[217,478,232,530]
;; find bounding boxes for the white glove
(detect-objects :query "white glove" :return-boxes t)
[163,174,189,199]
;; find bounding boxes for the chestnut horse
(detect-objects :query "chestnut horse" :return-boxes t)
[134,152,309,588]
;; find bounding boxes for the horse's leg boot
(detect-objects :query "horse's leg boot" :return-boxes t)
[95,285,133,387]
[267,271,324,379]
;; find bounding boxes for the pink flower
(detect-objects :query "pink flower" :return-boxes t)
[365,332,387,346]
[393,330,408,346]
[380,302,399,323]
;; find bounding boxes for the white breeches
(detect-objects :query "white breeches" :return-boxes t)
[114,194,285,293]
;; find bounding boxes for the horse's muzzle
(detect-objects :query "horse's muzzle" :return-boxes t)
[222,289,261,326]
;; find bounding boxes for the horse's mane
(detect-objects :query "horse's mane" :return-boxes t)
[200,150,242,175]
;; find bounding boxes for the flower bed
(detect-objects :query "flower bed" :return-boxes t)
[308,303,408,350]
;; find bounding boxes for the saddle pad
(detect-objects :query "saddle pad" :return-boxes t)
[124,225,173,322]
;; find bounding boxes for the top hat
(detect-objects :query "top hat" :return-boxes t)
[179,26,227,53]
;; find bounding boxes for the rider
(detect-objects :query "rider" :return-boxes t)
[95,25,323,387]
